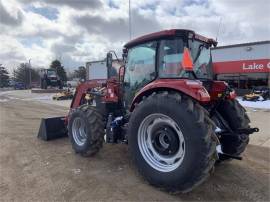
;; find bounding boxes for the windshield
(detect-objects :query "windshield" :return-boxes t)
[47,70,57,77]
[158,38,212,79]
[189,40,212,79]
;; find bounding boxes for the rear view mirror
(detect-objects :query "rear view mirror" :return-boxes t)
[122,48,128,61]
[119,66,125,82]
[106,52,113,69]
[181,47,193,71]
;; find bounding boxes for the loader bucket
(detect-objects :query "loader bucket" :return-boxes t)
[37,117,67,141]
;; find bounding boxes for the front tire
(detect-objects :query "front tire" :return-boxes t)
[58,80,63,89]
[128,92,217,192]
[42,80,47,89]
[68,105,104,157]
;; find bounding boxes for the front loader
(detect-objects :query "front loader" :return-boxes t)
[38,29,258,192]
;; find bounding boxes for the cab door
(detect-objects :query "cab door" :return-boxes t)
[124,41,157,109]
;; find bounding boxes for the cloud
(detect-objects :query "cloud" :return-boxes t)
[74,15,128,41]
[0,0,23,26]
[18,0,102,9]
[74,9,161,41]
[0,0,269,73]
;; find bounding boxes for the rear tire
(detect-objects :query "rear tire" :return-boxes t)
[58,80,63,89]
[41,79,44,89]
[68,105,104,157]
[217,99,250,161]
[128,92,218,192]
[43,80,47,89]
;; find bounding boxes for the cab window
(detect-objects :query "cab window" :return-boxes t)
[124,42,157,88]
[188,40,212,79]
[159,39,185,78]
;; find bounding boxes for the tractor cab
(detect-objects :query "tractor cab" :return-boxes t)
[120,29,217,108]
[46,69,58,78]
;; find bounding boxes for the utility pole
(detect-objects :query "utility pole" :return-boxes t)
[129,0,132,40]
[29,59,31,88]
[216,17,222,41]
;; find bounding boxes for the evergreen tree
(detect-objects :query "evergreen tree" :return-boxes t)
[14,63,40,85]
[75,66,86,81]
[0,64,10,87]
[50,60,67,81]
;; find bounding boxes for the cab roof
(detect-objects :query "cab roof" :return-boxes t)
[124,29,217,48]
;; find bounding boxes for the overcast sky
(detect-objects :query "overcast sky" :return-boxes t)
[0,0,269,72]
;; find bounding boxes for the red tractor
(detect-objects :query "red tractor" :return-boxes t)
[39,29,258,192]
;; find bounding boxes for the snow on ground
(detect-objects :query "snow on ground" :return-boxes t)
[0,90,71,108]
[237,97,270,109]
[24,95,54,101]
[1,90,270,109]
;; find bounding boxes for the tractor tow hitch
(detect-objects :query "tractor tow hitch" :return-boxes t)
[215,125,259,136]
[219,153,243,160]
[236,127,259,135]
[216,145,242,160]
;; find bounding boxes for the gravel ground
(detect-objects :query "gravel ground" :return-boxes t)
[0,90,269,201]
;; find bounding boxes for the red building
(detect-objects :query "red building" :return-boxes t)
[212,41,270,89]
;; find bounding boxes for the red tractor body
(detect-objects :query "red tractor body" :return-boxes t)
[38,29,258,193]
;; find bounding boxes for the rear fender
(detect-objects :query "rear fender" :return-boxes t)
[209,81,237,100]
[130,79,210,111]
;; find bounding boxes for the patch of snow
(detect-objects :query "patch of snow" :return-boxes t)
[7,96,21,100]
[31,95,53,101]
[237,97,270,109]
[0,99,9,102]
[216,145,223,154]
[23,95,53,101]
[0,90,13,96]
[71,168,81,175]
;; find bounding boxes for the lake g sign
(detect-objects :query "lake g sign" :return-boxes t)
[240,60,270,72]
[242,62,264,70]
[213,59,270,74]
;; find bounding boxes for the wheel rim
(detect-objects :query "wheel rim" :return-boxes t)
[138,113,185,172]
[72,117,87,146]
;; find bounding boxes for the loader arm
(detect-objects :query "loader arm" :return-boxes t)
[70,79,106,109]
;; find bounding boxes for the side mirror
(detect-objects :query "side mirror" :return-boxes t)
[106,52,113,69]
[122,48,128,58]
[119,66,125,83]
[181,47,193,71]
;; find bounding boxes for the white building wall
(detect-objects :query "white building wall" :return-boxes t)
[212,42,270,62]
